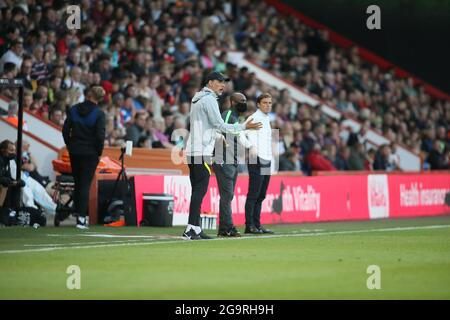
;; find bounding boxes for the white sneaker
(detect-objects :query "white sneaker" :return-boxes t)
[76,217,89,230]
[76,223,89,230]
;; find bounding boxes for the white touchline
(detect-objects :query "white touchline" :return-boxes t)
[1,224,449,254]
[46,233,179,239]
[79,234,180,238]
[24,240,144,247]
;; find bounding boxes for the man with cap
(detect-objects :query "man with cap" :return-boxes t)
[183,72,262,240]
[213,92,256,237]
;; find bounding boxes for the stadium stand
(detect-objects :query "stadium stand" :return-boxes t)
[0,0,449,176]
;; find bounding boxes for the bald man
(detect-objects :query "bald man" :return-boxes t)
[213,93,256,237]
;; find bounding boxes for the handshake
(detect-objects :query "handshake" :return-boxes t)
[1,178,26,188]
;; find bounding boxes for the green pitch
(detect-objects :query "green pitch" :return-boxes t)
[1,215,450,299]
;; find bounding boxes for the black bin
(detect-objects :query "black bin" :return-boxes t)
[142,194,174,227]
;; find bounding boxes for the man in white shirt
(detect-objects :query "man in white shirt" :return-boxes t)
[245,93,275,234]
[0,38,24,74]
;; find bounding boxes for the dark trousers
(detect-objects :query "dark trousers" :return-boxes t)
[69,154,99,218]
[213,163,238,231]
[245,159,271,229]
[187,156,211,226]
[1,185,16,210]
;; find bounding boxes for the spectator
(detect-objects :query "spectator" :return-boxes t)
[279,150,301,172]
[20,140,50,188]
[125,112,147,147]
[118,96,135,123]
[335,145,351,170]
[47,75,62,105]
[1,62,18,79]
[0,0,444,178]
[23,90,34,112]
[427,140,448,170]
[0,38,24,73]
[0,140,25,212]
[5,101,28,131]
[348,142,366,171]
[137,135,153,149]
[373,144,395,171]
[150,118,173,149]
[30,44,49,83]
[306,143,337,171]
[49,107,64,127]
[170,116,188,147]
[0,26,21,57]
[323,143,337,165]
[125,84,144,110]
[347,122,369,148]
[389,142,401,170]
[64,66,85,103]
[33,86,50,118]
[365,148,377,171]
[16,55,33,90]
[0,139,60,218]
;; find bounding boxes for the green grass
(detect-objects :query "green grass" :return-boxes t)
[1,216,450,299]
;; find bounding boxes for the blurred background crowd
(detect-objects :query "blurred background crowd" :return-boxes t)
[1,0,449,175]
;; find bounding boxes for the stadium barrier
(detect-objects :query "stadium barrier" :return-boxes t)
[0,94,65,149]
[0,116,59,179]
[131,172,450,227]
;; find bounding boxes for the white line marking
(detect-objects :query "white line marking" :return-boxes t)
[24,240,143,247]
[46,233,179,239]
[79,234,175,239]
[1,224,449,254]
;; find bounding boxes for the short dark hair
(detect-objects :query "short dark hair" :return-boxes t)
[3,62,16,73]
[256,93,272,104]
[0,140,14,152]
[135,112,147,120]
[137,135,150,147]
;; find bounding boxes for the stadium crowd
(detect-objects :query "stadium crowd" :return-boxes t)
[0,0,449,174]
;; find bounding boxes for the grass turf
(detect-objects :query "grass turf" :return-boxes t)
[0,215,449,299]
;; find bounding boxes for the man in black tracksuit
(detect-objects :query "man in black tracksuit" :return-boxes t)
[213,93,255,237]
[62,86,106,229]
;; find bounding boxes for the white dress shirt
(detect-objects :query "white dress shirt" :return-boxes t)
[0,50,23,73]
[246,109,272,161]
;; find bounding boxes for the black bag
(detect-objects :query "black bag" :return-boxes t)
[103,198,124,224]
[6,207,47,227]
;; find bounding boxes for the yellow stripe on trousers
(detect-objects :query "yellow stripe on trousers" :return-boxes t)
[204,162,211,175]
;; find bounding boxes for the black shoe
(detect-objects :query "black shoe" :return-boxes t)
[182,229,201,240]
[218,226,241,237]
[198,231,213,239]
[258,227,274,234]
[244,226,263,234]
[54,205,71,227]
[53,214,60,227]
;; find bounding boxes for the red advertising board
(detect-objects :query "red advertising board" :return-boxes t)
[388,174,450,218]
[133,173,450,226]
